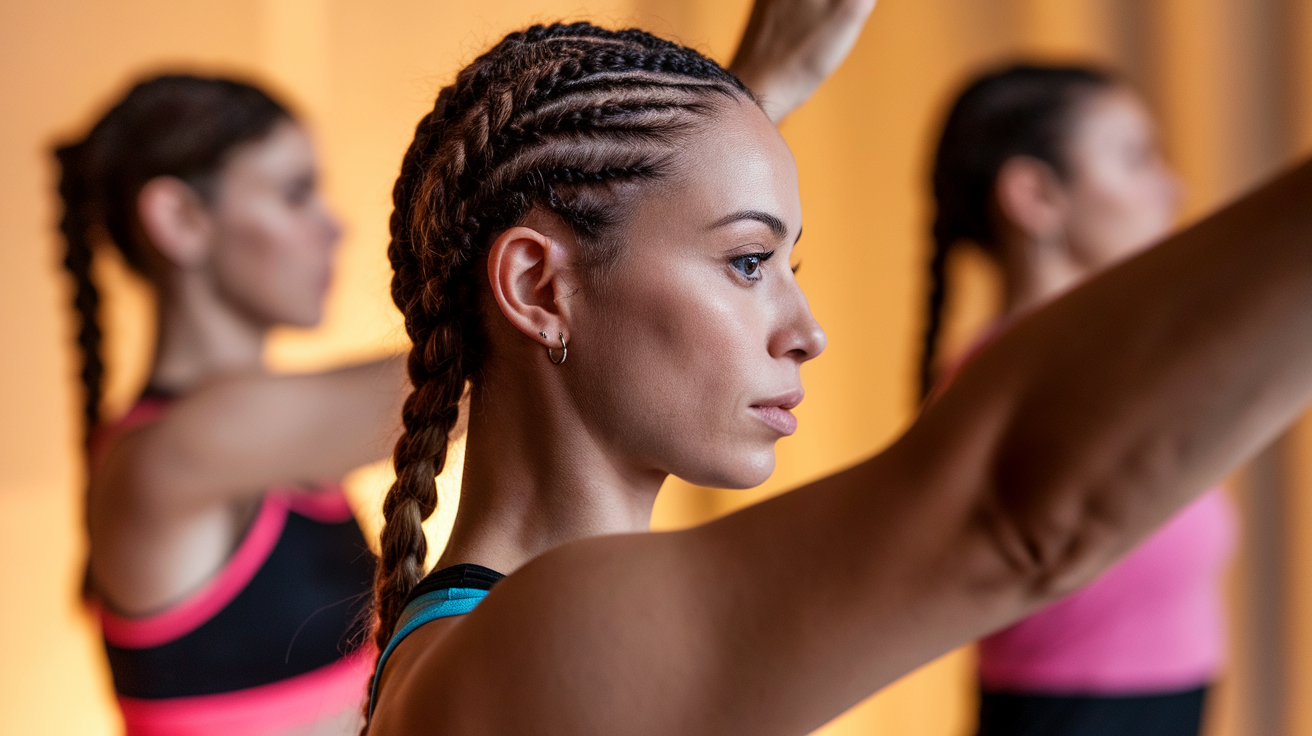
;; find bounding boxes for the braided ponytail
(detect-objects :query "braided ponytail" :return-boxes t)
[53,74,290,447]
[370,21,754,664]
[921,64,1115,401]
[55,142,107,445]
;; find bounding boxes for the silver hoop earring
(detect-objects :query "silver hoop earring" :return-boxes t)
[547,333,567,365]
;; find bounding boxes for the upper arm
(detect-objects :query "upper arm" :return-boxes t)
[117,357,409,514]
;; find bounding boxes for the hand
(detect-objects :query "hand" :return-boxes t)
[729,0,876,123]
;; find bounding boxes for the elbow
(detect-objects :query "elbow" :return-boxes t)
[983,431,1193,603]
[976,477,1127,605]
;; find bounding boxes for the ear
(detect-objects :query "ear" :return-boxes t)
[994,156,1068,243]
[486,224,577,351]
[136,176,213,269]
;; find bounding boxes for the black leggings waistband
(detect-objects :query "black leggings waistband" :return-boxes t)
[976,685,1208,736]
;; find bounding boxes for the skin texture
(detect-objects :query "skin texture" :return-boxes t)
[369,87,1312,736]
[88,121,408,622]
[993,86,1182,312]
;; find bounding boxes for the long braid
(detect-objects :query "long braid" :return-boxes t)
[921,64,1116,401]
[370,21,753,671]
[55,142,107,446]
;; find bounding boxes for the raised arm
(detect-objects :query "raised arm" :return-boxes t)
[96,356,410,514]
[729,0,877,122]
[379,159,1312,735]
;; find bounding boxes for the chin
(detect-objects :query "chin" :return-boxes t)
[676,450,776,490]
[281,304,325,328]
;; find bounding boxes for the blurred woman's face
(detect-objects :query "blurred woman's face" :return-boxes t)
[1060,86,1181,270]
[562,99,827,489]
[206,119,341,327]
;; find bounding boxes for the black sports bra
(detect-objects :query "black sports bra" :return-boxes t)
[95,395,377,734]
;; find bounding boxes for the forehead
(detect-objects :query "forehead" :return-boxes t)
[1069,88,1154,148]
[222,120,314,183]
[652,99,801,234]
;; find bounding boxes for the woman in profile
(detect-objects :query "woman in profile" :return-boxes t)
[923,65,1230,736]
[57,4,868,734]
[60,73,399,735]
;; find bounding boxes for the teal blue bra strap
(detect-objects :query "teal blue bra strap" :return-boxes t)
[367,587,490,719]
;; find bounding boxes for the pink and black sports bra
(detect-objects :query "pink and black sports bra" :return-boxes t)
[92,392,377,736]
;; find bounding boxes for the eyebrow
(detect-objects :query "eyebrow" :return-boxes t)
[708,210,790,241]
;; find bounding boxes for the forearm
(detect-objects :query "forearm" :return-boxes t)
[729,0,875,123]
[331,354,411,463]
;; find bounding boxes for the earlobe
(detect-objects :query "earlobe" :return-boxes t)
[486,225,574,349]
[137,176,212,269]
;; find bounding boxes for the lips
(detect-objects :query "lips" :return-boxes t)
[750,389,804,436]
[751,405,798,436]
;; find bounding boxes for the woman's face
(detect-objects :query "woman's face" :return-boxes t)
[205,119,341,327]
[563,99,826,489]
[1059,86,1181,270]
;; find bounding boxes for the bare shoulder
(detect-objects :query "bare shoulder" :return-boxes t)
[368,614,478,735]
[366,530,728,735]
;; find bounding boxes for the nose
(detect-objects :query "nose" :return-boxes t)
[323,207,344,250]
[770,279,827,363]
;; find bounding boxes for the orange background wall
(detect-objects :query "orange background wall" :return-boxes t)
[3,1,1312,734]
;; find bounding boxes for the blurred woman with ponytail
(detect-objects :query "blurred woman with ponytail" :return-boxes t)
[922,66,1232,735]
[57,74,403,735]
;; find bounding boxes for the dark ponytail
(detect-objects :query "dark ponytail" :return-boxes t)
[55,141,108,446]
[54,74,291,446]
[921,64,1115,400]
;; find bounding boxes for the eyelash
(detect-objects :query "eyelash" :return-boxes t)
[730,250,775,280]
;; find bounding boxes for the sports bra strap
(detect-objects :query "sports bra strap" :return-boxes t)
[367,564,504,719]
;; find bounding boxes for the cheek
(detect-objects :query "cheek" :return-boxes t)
[568,268,776,486]
[1069,174,1176,263]
[211,207,332,325]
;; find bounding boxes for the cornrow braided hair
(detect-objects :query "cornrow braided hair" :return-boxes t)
[371,20,754,671]
[921,63,1114,400]
[54,74,290,447]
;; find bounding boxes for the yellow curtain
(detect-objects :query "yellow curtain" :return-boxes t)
[3,1,1311,734]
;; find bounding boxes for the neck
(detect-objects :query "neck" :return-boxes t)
[999,236,1089,317]
[436,362,663,576]
[149,271,267,393]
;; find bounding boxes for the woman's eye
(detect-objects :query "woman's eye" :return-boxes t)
[735,256,760,277]
[285,175,316,207]
[730,251,772,280]
[286,186,311,207]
